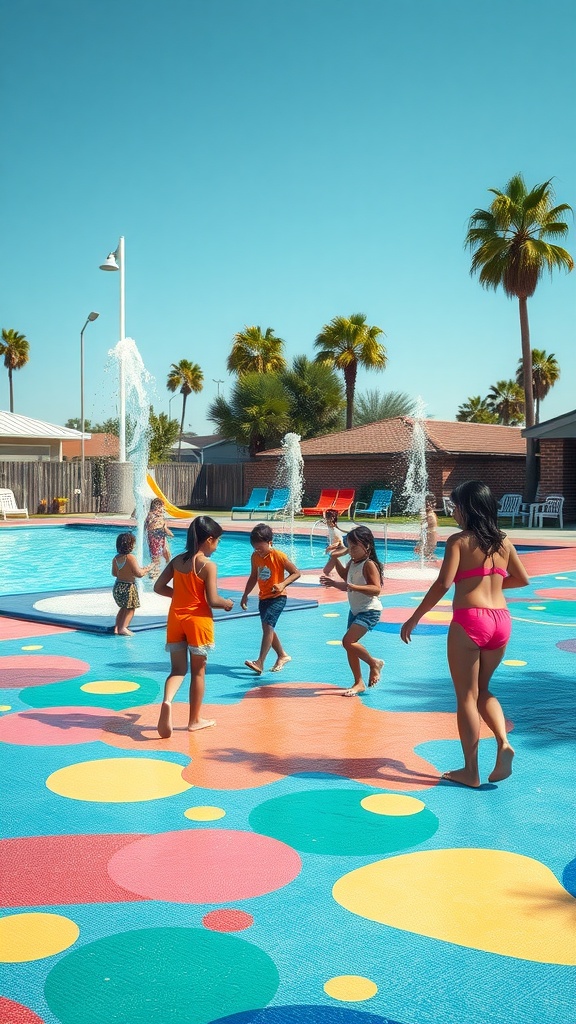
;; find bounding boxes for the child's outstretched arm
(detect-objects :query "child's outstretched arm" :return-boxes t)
[400,535,460,644]
[320,558,349,591]
[127,553,153,578]
[153,560,175,598]
[203,561,234,611]
[240,555,259,610]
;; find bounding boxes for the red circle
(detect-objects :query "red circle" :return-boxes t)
[202,909,254,931]
[0,997,46,1023]
[0,655,89,688]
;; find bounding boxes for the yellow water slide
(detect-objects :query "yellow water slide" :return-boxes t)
[146,474,194,519]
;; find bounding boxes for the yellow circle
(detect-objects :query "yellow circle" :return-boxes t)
[555,576,568,580]
[80,680,140,694]
[527,605,546,611]
[323,613,340,617]
[184,806,226,821]
[324,975,378,1002]
[503,660,527,667]
[326,640,342,646]
[21,644,43,651]
[46,757,192,803]
[423,611,452,623]
[0,705,11,712]
[0,912,79,962]
[361,794,425,816]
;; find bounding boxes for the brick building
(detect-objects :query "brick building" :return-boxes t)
[244,418,526,512]
[523,409,576,522]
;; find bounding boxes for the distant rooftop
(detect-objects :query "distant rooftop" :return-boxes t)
[0,410,86,440]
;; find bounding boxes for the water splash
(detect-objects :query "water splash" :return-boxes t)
[274,432,304,560]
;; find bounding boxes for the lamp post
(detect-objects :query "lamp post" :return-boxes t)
[213,378,224,396]
[99,236,126,461]
[80,312,100,484]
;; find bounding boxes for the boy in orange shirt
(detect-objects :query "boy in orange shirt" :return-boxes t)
[240,523,301,674]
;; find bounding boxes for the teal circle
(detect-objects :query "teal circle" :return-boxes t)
[19,674,159,711]
[45,927,279,1024]
[532,600,576,619]
[249,789,438,855]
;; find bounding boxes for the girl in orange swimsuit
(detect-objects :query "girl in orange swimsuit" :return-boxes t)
[153,516,234,737]
[401,480,529,788]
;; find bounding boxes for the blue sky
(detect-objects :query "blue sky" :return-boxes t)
[2,0,575,434]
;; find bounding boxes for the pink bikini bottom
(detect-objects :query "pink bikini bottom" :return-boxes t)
[451,608,511,650]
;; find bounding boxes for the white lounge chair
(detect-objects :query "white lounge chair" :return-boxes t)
[497,493,523,527]
[0,488,29,520]
[534,495,564,529]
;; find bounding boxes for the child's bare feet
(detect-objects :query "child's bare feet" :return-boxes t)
[441,769,481,788]
[245,660,263,675]
[343,681,366,696]
[118,628,134,636]
[188,718,216,732]
[368,659,384,686]
[488,743,515,783]
[157,701,172,739]
[270,655,291,673]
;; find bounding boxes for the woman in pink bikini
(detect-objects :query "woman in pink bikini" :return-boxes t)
[401,480,529,788]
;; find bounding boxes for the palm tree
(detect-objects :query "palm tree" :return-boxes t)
[465,174,573,496]
[227,326,287,376]
[148,407,180,464]
[167,360,204,461]
[354,389,417,426]
[281,355,345,438]
[516,348,560,424]
[487,380,525,425]
[0,329,30,412]
[456,396,499,424]
[208,372,290,456]
[314,313,387,429]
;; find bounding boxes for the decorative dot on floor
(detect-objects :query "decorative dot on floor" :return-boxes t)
[80,681,140,694]
[503,660,527,667]
[361,794,425,816]
[323,613,340,618]
[184,806,226,821]
[326,640,342,646]
[555,576,568,580]
[0,912,79,963]
[46,758,192,802]
[21,645,43,651]
[527,605,546,611]
[202,909,253,931]
[323,975,378,1002]
[0,705,11,712]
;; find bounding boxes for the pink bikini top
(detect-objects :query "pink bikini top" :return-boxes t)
[454,566,507,584]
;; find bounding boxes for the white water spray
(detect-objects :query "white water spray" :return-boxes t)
[274,432,304,559]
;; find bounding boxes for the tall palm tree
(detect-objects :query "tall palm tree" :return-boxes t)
[227,326,287,376]
[354,389,417,426]
[487,380,525,426]
[465,174,573,496]
[281,355,345,438]
[207,372,290,456]
[314,313,387,429]
[516,348,560,424]
[167,360,204,461]
[0,329,30,412]
[456,396,498,423]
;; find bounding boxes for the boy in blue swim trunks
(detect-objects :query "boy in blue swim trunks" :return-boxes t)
[240,523,301,674]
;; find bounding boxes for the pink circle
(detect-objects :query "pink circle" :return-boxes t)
[108,829,301,903]
[202,909,254,931]
[535,588,576,601]
[0,998,45,1023]
[0,655,89,688]
[0,706,119,746]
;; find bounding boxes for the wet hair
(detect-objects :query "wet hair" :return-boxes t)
[149,498,164,510]
[450,480,506,556]
[425,493,436,507]
[250,523,273,545]
[116,532,136,555]
[324,509,338,525]
[183,515,223,562]
[346,525,383,581]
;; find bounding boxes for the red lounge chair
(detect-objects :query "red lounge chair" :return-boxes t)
[331,489,355,518]
[301,489,338,516]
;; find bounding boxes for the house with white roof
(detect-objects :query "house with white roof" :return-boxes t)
[0,410,88,461]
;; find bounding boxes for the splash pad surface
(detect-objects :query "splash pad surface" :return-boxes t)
[1,538,575,1024]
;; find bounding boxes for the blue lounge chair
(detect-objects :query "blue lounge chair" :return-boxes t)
[231,488,269,519]
[253,487,290,519]
[353,489,392,519]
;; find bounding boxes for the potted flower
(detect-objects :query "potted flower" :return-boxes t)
[37,499,48,514]
[51,497,68,514]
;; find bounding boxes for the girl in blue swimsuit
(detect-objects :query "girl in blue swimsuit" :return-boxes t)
[401,480,529,788]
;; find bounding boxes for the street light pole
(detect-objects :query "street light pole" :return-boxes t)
[99,236,126,461]
[213,378,224,397]
[80,312,100,485]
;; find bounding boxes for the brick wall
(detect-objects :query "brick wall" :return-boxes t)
[539,438,576,521]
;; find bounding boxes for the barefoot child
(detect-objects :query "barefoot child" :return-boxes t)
[415,493,438,559]
[111,532,153,636]
[240,523,301,674]
[154,516,234,737]
[400,479,529,787]
[320,524,384,696]
[323,509,348,576]
[145,498,174,579]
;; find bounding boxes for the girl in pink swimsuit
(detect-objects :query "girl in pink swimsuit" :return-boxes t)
[401,480,529,788]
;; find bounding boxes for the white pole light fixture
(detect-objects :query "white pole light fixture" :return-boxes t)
[99,236,126,461]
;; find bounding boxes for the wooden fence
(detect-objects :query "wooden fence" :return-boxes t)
[0,461,245,514]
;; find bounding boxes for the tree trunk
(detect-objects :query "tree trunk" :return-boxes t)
[8,367,14,413]
[343,362,357,430]
[179,395,187,462]
[518,296,538,500]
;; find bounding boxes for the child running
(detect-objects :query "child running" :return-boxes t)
[145,498,174,579]
[154,516,234,737]
[111,532,153,636]
[320,524,384,696]
[400,480,529,787]
[240,523,301,674]
[323,509,348,576]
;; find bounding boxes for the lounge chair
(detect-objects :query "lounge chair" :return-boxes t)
[496,493,523,527]
[231,488,269,520]
[331,489,356,518]
[442,497,455,516]
[0,488,29,520]
[354,489,392,519]
[252,487,290,519]
[302,489,338,517]
[534,495,564,529]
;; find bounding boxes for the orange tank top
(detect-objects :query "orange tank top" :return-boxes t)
[168,563,214,649]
